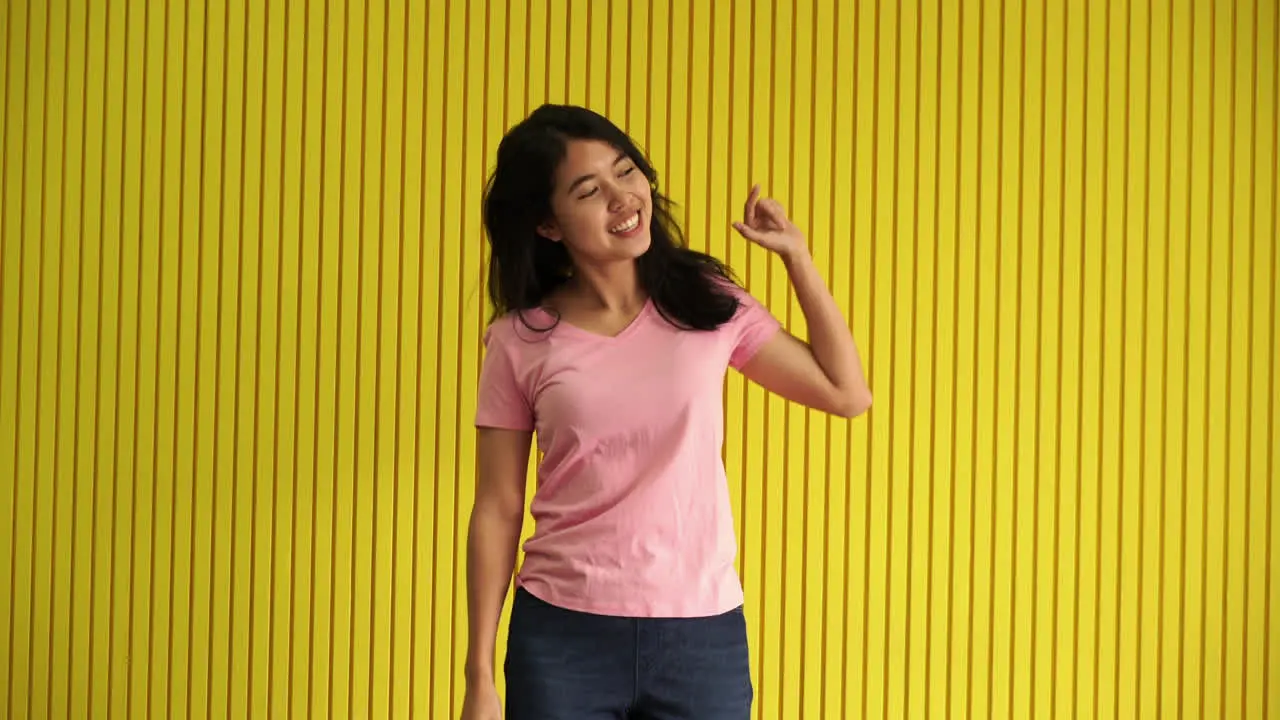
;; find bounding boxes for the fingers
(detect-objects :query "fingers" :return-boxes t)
[755,198,789,229]
[742,184,795,236]
[744,184,761,226]
[731,221,767,244]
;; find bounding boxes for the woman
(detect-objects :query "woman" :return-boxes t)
[461,104,871,720]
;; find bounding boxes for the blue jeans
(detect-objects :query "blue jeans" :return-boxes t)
[504,587,754,719]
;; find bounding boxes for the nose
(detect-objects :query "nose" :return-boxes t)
[606,187,629,212]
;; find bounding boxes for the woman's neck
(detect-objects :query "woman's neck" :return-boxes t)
[563,261,645,312]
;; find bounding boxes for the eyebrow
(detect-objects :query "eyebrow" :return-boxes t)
[566,151,631,193]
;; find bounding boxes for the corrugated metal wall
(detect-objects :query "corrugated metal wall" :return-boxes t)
[1,0,1276,717]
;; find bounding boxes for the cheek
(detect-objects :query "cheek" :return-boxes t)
[554,205,607,247]
[569,206,606,235]
[549,199,590,232]
[636,186,655,214]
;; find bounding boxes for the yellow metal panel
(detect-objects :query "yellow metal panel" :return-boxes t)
[0,0,1276,717]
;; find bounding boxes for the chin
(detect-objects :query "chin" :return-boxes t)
[625,234,652,257]
[597,232,651,260]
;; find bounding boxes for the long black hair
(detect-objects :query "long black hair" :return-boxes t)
[482,104,740,331]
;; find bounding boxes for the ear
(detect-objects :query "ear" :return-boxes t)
[536,219,563,242]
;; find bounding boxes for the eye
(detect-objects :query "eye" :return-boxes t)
[619,166,637,177]
[577,187,599,200]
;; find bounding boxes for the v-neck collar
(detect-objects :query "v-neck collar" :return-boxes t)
[539,297,654,341]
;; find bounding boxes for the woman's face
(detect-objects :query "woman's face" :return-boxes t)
[538,139,653,266]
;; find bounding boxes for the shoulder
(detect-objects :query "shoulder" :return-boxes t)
[708,276,771,320]
[483,310,557,356]
[482,312,520,347]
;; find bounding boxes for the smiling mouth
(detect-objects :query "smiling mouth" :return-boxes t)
[609,211,642,235]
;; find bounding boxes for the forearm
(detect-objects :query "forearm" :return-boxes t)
[464,502,524,683]
[782,247,872,411]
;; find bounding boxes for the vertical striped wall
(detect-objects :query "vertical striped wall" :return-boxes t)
[0,0,1276,718]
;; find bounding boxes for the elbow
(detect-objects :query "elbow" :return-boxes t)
[467,499,526,553]
[470,488,526,527]
[833,388,872,419]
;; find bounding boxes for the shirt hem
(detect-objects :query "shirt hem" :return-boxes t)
[515,576,745,619]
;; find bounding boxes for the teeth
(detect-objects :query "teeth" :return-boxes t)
[610,212,640,234]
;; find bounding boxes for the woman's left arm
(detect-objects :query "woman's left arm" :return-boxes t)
[732,185,872,419]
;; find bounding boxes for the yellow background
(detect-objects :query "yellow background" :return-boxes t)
[2,0,1277,717]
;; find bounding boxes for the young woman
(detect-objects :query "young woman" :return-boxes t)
[461,104,871,720]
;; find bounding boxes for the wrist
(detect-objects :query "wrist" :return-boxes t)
[780,242,813,269]
[465,657,494,685]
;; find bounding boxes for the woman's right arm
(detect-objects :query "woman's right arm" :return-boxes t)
[463,427,533,688]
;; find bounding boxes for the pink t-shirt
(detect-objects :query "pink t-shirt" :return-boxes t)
[474,281,781,618]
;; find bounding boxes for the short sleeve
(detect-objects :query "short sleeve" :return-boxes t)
[725,283,782,370]
[474,322,536,431]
